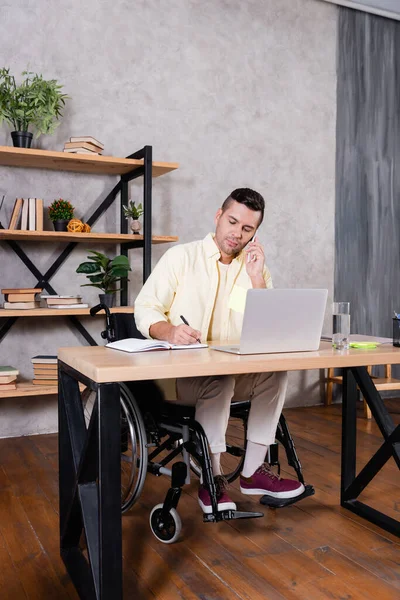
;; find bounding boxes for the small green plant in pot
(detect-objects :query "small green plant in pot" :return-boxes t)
[48,198,75,231]
[0,68,69,148]
[76,250,131,307]
[122,200,144,234]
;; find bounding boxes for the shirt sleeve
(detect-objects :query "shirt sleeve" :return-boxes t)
[134,246,181,338]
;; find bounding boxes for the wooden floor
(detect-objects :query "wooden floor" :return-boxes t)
[0,401,399,599]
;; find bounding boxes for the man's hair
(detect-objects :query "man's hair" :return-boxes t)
[221,188,265,225]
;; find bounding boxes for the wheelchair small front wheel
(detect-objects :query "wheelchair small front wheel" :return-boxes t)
[149,503,182,544]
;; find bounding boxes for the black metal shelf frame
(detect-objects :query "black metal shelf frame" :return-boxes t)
[0,145,153,346]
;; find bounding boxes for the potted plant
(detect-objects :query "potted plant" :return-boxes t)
[48,198,75,231]
[0,68,69,148]
[122,200,144,234]
[76,250,131,307]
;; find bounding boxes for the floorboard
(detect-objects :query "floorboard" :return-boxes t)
[0,401,398,598]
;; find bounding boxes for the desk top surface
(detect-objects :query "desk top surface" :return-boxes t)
[58,339,400,383]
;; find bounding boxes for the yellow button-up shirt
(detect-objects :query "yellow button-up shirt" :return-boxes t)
[134,233,273,342]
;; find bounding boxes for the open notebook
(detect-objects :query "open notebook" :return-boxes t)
[106,338,208,353]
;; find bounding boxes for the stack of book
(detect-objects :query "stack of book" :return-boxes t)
[32,355,57,386]
[8,198,44,231]
[41,294,88,309]
[63,136,104,155]
[1,287,42,309]
[0,365,18,392]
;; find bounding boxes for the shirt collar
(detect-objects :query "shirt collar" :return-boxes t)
[202,232,245,263]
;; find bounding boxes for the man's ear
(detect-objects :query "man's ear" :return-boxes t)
[215,208,222,225]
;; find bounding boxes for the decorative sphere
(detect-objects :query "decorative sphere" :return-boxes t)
[67,219,84,232]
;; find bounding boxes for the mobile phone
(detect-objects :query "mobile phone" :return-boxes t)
[246,231,257,262]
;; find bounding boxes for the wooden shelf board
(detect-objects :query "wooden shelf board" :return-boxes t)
[0,146,178,177]
[0,229,178,244]
[327,375,400,391]
[0,380,86,398]
[0,306,134,317]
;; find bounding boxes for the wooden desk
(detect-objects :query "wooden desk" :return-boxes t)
[58,341,400,599]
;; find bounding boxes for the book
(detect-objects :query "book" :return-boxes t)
[36,198,43,231]
[33,373,57,380]
[63,148,100,154]
[5,293,38,302]
[32,379,58,386]
[0,366,19,376]
[47,303,89,309]
[0,382,17,391]
[28,198,36,231]
[8,198,23,230]
[106,338,208,353]
[0,374,17,384]
[70,136,104,149]
[20,198,29,230]
[31,355,57,364]
[3,301,40,309]
[42,295,82,305]
[33,367,58,374]
[1,288,42,294]
[64,141,103,153]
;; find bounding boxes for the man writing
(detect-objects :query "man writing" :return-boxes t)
[135,188,304,513]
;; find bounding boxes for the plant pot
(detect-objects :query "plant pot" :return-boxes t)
[53,219,70,231]
[11,131,33,148]
[99,293,115,308]
[130,219,142,235]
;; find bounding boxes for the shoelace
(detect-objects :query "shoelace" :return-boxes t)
[257,462,280,481]
[214,474,229,495]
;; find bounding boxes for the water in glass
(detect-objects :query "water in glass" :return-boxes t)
[332,313,350,349]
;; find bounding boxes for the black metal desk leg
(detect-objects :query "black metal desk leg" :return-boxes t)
[58,365,122,599]
[341,365,400,537]
[98,383,123,598]
[341,367,357,505]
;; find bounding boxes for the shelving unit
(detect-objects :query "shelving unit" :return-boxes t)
[0,306,134,317]
[0,380,87,399]
[0,146,178,176]
[0,145,178,396]
[0,230,178,244]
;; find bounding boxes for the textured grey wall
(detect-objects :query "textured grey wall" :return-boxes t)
[0,0,337,437]
[336,8,400,343]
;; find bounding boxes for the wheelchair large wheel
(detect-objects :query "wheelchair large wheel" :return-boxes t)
[81,384,148,514]
[189,414,247,483]
[119,383,148,513]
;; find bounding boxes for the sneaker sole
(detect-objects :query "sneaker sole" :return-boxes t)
[240,483,305,499]
[198,497,237,514]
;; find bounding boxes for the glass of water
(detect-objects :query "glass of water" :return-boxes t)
[332,302,350,350]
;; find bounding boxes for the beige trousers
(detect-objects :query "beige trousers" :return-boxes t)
[175,372,288,453]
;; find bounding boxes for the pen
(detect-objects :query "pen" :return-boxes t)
[180,315,201,344]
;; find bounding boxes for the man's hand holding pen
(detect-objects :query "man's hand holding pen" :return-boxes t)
[169,323,202,345]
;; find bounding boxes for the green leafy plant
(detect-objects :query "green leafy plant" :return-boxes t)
[48,198,75,222]
[122,200,144,220]
[0,68,69,136]
[76,251,131,294]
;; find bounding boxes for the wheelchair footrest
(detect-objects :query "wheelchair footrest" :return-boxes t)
[203,509,264,523]
[260,484,315,508]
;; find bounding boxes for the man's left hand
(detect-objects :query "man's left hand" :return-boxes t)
[245,237,265,286]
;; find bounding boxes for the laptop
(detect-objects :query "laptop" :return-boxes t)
[210,288,328,355]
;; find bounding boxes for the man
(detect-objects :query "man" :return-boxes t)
[135,188,304,513]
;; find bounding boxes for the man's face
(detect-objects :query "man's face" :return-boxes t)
[214,200,261,260]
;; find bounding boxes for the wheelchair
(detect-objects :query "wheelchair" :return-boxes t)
[85,304,314,544]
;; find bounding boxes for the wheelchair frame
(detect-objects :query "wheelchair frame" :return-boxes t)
[90,304,314,543]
